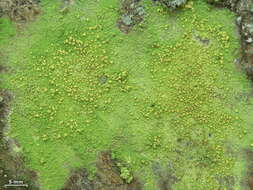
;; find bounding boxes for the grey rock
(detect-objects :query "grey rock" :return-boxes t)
[246,37,253,43]
[99,75,108,84]
[122,15,132,26]
[245,24,253,34]
[236,16,242,25]
[130,3,135,9]
[136,7,145,16]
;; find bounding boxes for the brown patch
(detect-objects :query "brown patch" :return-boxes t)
[93,151,143,190]
[241,43,253,81]
[237,7,253,81]
[152,162,178,190]
[241,149,253,190]
[117,0,145,34]
[95,151,124,187]
[216,175,235,190]
[248,175,253,190]
[62,151,143,190]
[0,0,40,22]
[61,169,93,190]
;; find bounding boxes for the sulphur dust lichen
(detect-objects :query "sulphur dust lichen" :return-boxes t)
[1,0,253,190]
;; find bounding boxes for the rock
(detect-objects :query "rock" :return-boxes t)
[117,0,145,34]
[136,7,145,16]
[152,161,178,190]
[130,3,135,9]
[61,169,93,190]
[0,0,40,21]
[245,24,253,34]
[121,15,132,26]
[99,75,108,84]
[237,16,242,25]
[249,4,253,13]
[245,45,253,54]
[160,0,187,9]
[234,58,242,64]
[0,7,3,17]
[246,37,253,43]
[236,0,252,12]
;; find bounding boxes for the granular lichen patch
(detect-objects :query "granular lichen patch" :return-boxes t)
[1,0,253,190]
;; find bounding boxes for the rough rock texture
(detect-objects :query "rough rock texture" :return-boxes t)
[117,0,145,34]
[61,169,93,190]
[159,0,187,9]
[62,152,143,190]
[209,0,253,80]
[0,0,40,21]
[242,149,253,190]
[152,162,178,190]
[237,3,253,80]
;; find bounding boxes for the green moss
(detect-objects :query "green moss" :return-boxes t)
[117,163,133,183]
[0,17,16,45]
[1,0,253,190]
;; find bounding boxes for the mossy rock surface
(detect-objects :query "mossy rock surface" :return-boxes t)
[1,0,253,190]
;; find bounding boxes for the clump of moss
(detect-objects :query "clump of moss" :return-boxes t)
[117,163,133,184]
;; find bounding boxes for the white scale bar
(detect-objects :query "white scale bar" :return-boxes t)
[4,184,28,187]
